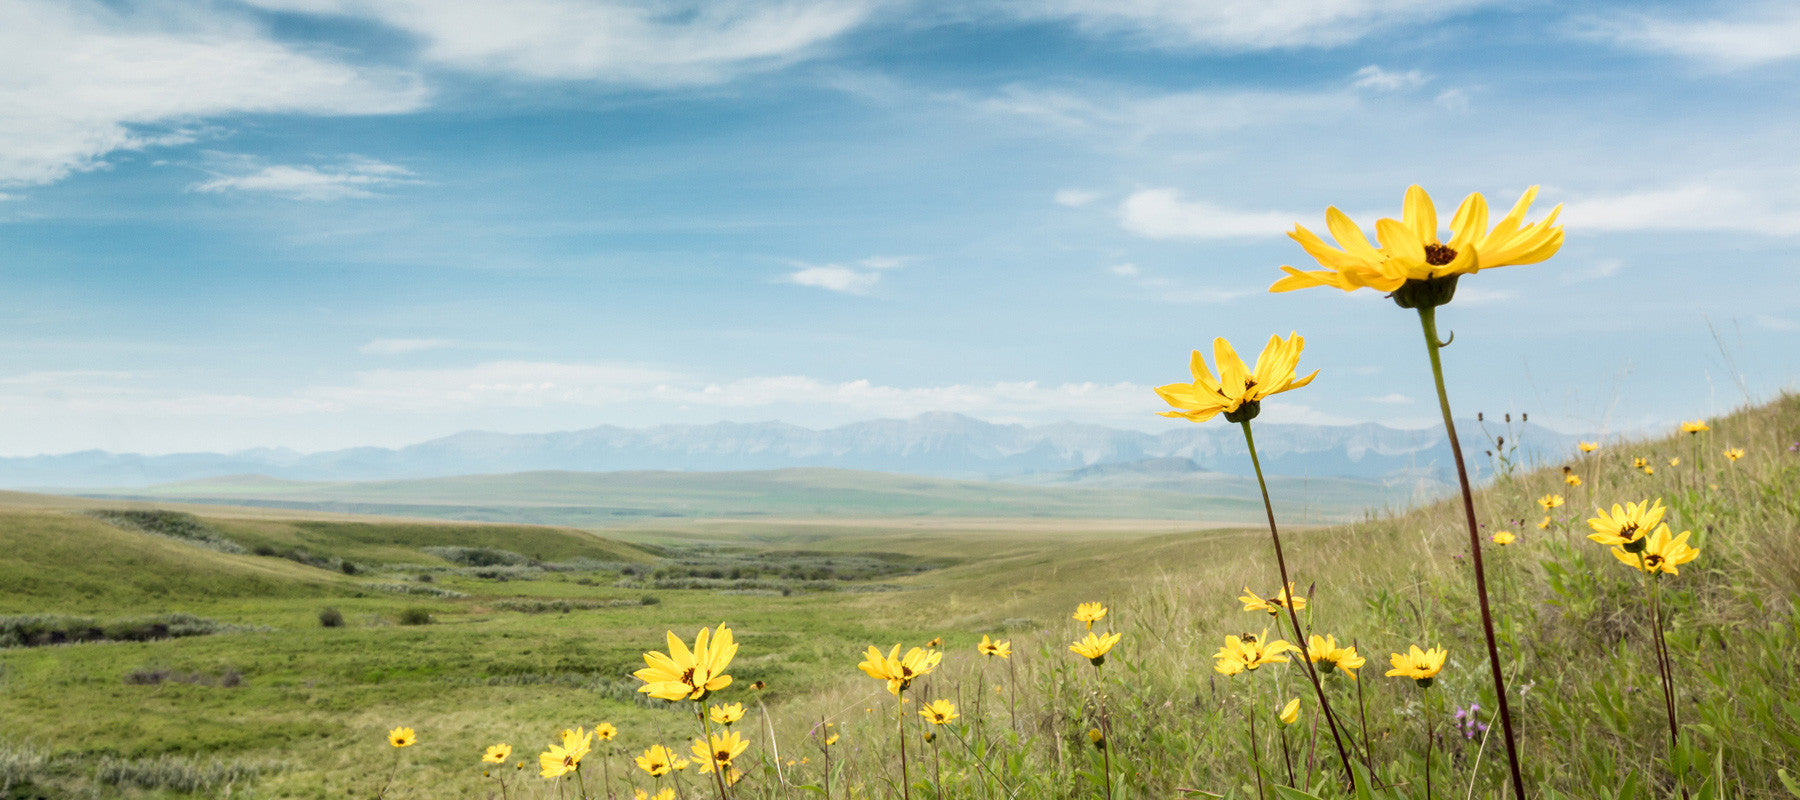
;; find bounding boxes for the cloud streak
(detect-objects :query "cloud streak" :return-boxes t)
[193,157,419,200]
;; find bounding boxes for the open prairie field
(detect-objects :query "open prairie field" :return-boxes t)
[2,397,1797,799]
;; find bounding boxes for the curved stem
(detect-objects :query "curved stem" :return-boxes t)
[1649,575,1680,748]
[898,690,913,800]
[1241,421,1356,787]
[1416,306,1527,800]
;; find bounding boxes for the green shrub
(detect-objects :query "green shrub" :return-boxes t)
[397,607,433,626]
[318,607,345,628]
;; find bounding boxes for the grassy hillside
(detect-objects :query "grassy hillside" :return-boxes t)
[0,396,1795,798]
[71,466,1385,524]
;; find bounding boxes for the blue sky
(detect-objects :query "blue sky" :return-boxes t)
[1,0,1797,456]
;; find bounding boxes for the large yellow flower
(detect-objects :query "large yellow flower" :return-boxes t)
[1305,635,1365,679]
[1069,631,1123,666]
[857,644,942,695]
[635,744,676,777]
[1385,644,1448,686]
[1612,525,1699,576]
[1587,499,1666,551]
[1271,185,1563,307]
[690,731,748,774]
[1155,333,1317,425]
[634,624,737,702]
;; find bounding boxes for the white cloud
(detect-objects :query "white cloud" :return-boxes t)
[1754,315,1800,332]
[1351,65,1429,91]
[998,0,1496,50]
[976,84,1356,139]
[1591,5,1800,69]
[0,1,427,186]
[1108,263,1140,277]
[192,157,419,200]
[1561,183,1800,235]
[0,192,18,201]
[360,338,456,355]
[1119,188,1300,239]
[240,0,876,85]
[1104,260,1254,304]
[1056,188,1100,207]
[1433,88,1470,112]
[1367,393,1413,405]
[785,264,882,294]
[857,256,906,270]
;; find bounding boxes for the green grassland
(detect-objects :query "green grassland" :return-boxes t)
[73,466,1395,525]
[1,397,1798,799]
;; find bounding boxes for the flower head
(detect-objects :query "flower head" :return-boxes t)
[1578,441,1599,453]
[1724,447,1745,462]
[1537,493,1564,510]
[558,728,594,764]
[1668,457,1681,468]
[540,733,590,780]
[1491,530,1516,546]
[387,727,416,748]
[636,744,676,777]
[1565,473,1582,487]
[483,743,512,764]
[691,731,748,774]
[1239,583,1307,616]
[1612,525,1699,576]
[634,624,737,702]
[1587,499,1666,551]
[1385,645,1448,687]
[1070,631,1123,667]
[1156,333,1317,425]
[593,722,617,742]
[919,699,959,725]
[1072,602,1108,630]
[1279,699,1301,726]
[977,634,1011,659]
[709,703,745,726]
[1214,631,1298,675]
[1271,185,1564,308]
[1306,634,1366,679]
[1536,516,1551,530]
[1680,420,1710,434]
[857,644,942,695]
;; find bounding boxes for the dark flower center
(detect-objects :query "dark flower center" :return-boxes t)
[1424,243,1457,266]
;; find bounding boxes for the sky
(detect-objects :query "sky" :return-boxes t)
[1,0,1797,456]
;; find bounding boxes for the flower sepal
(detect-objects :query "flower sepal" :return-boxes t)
[1390,274,1461,309]
[1223,400,1261,424]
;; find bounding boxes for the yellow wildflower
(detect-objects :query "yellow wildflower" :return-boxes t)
[593,723,617,742]
[483,743,511,764]
[633,624,737,702]
[1679,420,1709,434]
[1587,499,1666,551]
[387,727,416,748]
[1492,530,1516,546]
[1072,602,1108,630]
[1214,631,1297,675]
[1565,473,1582,486]
[1385,645,1448,686]
[1537,493,1564,510]
[1279,698,1300,726]
[1724,447,1745,462]
[1613,525,1699,576]
[1240,583,1307,615]
[1306,634,1365,679]
[977,634,1011,659]
[919,699,959,725]
[1070,631,1123,666]
[857,644,942,695]
[1578,441,1599,453]
[636,744,675,777]
[1156,333,1317,425]
[709,703,745,726]
[690,731,748,774]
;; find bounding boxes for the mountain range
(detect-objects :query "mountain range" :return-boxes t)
[3,412,1583,489]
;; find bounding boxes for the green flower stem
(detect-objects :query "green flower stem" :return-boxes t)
[1240,420,1357,787]
[897,689,913,800]
[1093,664,1113,800]
[1416,306,1526,800]
[1647,572,1681,749]
[699,703,730,800]
[1248,677,1267,800]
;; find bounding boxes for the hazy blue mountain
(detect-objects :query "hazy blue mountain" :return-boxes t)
[2,412,1583,489]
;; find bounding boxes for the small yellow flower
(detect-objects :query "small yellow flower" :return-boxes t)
[1385,645,1448,687]
[1536,516,1551,530]
[593,722,617,742]
[1070,631,1123,666]
[1239,583,1307,615]
[1632,457,1648,469]
[1642,465,1655,475]
[709,703,745,726]
[1724,447,1745,462]
[1155,333,1318,424]
[925,637,942,648]
[1215,631,1297,675]
[1578,441,1599,453]
[824,734,839,746]
[483,743,512,764]
[1679,420,1709,434]
[690,731,748,774]
[977,634,1011,659]
[919,699,959,725]
[672,757,690,771]
[1072,602,1108,630]
[1491,531,1516,546]
[857,644,943,695]
[1306,634,1365,679]
[1668,457,1680,467]
[387,727,416,748]
[1537,493,1564,510]
[1565,473,1582,486]
[1278,698,1300,726]
[1087,728,1106,750]
[1587,499,1665,550]
[1612,525,1699,576]
[633,624,737,702]
[636,744,676,777]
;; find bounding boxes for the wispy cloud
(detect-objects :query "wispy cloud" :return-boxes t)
[1589,4,1800,69]
[994,0,1497,50]
[0,0,426,186]
[1366,393,1413,405]
[1561,182,1800,235]
[974,83,1356,139]
[1351,65,1429,91]
[240,0,877,85]
[1118,189,1300,240]
[1055,188,1100,207]
[783,257,901,294]
[1104,261,1255,304]
[1754,314,1800,332]
[360,338,456,356]
[192,157,419,200]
